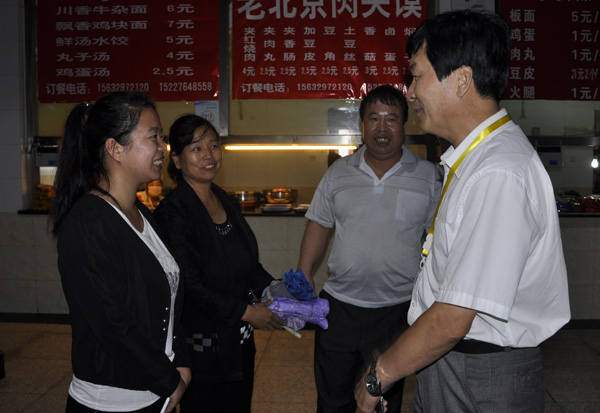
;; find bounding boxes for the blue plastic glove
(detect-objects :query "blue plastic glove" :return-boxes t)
[282,268,314,301]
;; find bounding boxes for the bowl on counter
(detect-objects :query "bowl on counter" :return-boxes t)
[263,187,297,204]
[230,191,262,209]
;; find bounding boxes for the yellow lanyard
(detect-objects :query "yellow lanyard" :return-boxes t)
[421,114,511,258]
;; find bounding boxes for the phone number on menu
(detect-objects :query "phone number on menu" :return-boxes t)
[159,82,213,92]
[97,83,150,93]
[296,83,353,91]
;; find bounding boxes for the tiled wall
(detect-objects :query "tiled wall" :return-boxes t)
[246,215,333,293]
[560,217,600,319]
[0,213,66,314]
[0,212,597,320]
[0,213,331,315]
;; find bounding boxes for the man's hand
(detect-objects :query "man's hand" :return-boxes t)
[355,368,387,413]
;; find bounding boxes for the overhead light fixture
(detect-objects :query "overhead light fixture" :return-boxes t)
[224,144,358,150]
[222,135,362,151]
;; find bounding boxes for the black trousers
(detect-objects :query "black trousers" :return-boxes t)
[315,290,410,413]
[66,394,165,413]
[179,337,256,413]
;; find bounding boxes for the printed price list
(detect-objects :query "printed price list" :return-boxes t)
[38,1,219,103]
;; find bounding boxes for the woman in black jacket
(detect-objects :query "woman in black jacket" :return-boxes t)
[51,91,190,413]
[154,114,284,412]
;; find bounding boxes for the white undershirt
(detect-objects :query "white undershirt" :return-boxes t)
[69,203,180,411]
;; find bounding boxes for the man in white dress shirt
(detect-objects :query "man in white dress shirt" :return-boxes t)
[355,10,570,413]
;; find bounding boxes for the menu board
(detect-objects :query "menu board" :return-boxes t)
[37,1,219,103]
[500,0,600,101]
[232,0,426,100]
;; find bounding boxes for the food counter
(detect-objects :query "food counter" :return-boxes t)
[1,210,597,320]
[1,211,333,318]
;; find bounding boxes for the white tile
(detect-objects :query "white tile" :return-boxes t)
[0,4,18,40]
[560,218,595,251]
[33,215,56,247]
[249,216,288,250]
[36,280,69,314]
[0,40,18,75]
[34,245,60,281]
[564,250,594,285]
[0,245,36,280]
[0,212,33,246]
[0,109,23,140]
[595,221,600,251]
[593,285,600,319]
[286,248,301,272]
[259,249,292,279]
[0,144,22,179]
[287,217,308,250]
[0,178,25,212]
[0,74,21,110]
[0,279,37,313]
[568,284,594,319]
[595,251,600,286]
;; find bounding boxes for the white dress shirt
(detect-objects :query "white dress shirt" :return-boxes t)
[408,109,570,347]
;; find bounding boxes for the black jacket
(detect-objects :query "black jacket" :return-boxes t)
[57,194,188,398]
[154,180,274,382]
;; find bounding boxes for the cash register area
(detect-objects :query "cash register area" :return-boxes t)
[0,322,598,412]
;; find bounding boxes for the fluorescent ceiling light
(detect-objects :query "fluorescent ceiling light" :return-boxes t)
[224,144,358,150]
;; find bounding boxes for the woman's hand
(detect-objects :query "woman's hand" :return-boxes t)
[241,298,285,331]
[165,377,187,413]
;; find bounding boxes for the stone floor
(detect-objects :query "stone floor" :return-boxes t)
[0,322,599,412]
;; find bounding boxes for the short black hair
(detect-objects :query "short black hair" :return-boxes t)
[359,84,409,124]
[406,10,511,102]
[167,114,220,182]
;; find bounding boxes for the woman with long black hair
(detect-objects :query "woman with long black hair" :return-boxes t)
[51,91,190,413]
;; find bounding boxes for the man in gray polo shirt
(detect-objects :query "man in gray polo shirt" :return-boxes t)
[297,84,441,413]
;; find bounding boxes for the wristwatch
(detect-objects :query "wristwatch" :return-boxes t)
[365,361,382,397]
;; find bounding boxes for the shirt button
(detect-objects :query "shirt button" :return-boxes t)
[411,302,416,307]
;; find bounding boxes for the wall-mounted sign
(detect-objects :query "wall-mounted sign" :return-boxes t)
[38,1,219,103]
[232,0,426,100]
[500,0,599,101]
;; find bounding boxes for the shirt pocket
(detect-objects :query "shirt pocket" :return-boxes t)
[395,187,431,225]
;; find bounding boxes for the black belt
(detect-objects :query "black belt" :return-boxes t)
[452,339,517,354]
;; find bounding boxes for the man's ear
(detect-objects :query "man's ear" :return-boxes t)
[456,66,474,98]
[105,138,123,161]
